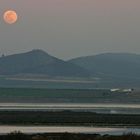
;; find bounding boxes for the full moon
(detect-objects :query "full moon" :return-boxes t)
[3,10,18,24]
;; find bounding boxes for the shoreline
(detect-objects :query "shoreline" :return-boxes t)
[0,126,138,135]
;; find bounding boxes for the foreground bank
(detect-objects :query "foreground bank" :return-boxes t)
[0,132,140,140]
[0,111,139,127]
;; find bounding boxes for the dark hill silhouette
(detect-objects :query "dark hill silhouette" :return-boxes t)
[69,53,140,80]
[0,49,89,77]
[1,50,140,81]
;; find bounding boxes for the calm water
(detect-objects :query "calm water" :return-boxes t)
[0,126,139,135]
[0,88,140,115]
[0,103,140,114]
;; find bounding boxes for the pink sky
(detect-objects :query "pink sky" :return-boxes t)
[1,0,140,59]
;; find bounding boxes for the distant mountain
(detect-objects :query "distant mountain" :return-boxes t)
[1,50,140,83]
[1,50,140,87]
[69,53,140,80]
[0,49,89,77]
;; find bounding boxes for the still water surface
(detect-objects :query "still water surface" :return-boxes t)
[0,103,140,114]
[0,126,139,135]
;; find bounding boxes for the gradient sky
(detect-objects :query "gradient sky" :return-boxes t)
[1,0,140,59]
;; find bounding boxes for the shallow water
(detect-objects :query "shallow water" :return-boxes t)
[0,103,140,114]
[0,126,139,135]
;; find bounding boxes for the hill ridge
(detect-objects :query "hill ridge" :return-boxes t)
[0,49,89,77]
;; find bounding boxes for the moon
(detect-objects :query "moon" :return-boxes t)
[3,10,18,24]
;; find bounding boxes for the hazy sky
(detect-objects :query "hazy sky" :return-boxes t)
[1,0,140,59]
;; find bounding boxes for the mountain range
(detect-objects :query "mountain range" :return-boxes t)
[1,49,140,82]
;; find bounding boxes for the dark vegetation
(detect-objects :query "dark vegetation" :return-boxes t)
[0,131,140,140]
[0,111,139,126]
